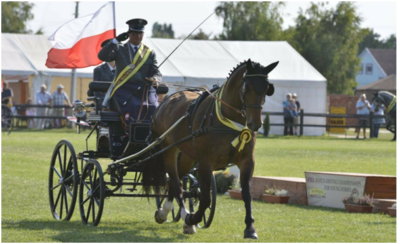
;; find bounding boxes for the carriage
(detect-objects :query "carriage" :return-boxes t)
[48,81,217,227]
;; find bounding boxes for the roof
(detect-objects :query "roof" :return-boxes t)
[357,74,396,91]
[1,33,326,83]
[368,48,396,76]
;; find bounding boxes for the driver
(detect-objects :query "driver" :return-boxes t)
[98,18,162,129]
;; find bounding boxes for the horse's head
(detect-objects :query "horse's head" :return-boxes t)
[372,92,384,112]
[241,59,279,131]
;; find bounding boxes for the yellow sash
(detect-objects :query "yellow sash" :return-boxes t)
[386,96,396,113]
[110,43,152,97]
[215,84,252,152]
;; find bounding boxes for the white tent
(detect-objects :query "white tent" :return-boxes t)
[1,33,327,135]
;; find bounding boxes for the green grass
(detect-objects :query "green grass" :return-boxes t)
[1,130,396,242]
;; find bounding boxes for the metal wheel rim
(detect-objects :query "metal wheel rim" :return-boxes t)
[79,159,105,226]
[48,140,78,221]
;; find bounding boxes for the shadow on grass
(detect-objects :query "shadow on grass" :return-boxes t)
[2,219,189,242]
[257,134,394,142]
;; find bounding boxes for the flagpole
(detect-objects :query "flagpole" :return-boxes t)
[70,1,79,104]
[112,1,116,37]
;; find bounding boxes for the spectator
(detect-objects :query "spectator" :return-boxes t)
[2,82,13,106]
[25,98,35,129]
[356,94,371,139]
[283,93,293,135]
[292,93,301,135]
[36,84,51,130]
[370,103,385,138]
[289,99,298,118]
[51,84,72,128]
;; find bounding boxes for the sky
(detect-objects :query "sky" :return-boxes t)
[27,1,397,40]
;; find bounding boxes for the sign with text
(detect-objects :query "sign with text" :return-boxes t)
[305,172,366,209]
[330,107,346,133]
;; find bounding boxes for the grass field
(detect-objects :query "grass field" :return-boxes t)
[1,129,396,242]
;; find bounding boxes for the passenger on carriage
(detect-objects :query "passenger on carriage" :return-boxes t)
[98,18,162,129]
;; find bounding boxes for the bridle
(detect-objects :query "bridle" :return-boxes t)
[206,72,271,117]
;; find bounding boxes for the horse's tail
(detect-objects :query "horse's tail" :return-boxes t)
[141,136,167,197]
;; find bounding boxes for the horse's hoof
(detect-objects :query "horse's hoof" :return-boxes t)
[244,229,258,239]
[183,224,197,234]
[154,211,166,224]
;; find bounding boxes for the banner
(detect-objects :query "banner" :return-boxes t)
[305,172,366,209]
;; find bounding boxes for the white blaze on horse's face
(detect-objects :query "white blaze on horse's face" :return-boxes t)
[243,60,278,132]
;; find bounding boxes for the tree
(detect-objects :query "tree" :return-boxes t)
[152,22,175,39]
[287,2,365,95]
[358,28,383,54]
[191,29,211,40]
[382,34,396,49]
[2,2,35,33]
[215,2,285,40]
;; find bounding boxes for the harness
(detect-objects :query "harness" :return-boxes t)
[386,96,396,113]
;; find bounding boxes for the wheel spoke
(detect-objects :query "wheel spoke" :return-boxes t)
[60,186,64,219]
[63,145,67,177]
[65,184,73,197]
[93,196,100,207]
[203,213,207,225]
[52,187,62,212]
[86,199,92,222]
[51,182,62,191]
[92,198,96,224]
[57,150,64,176]
[82,180,91,191]
[64,186,69,216]
[81,196,90,205]
[52,166,62,179]
[63,173,74,182]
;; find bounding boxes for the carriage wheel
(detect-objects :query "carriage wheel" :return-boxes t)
[1,105,14,135]
[155,187,181,222]
[79,159,105,226]
[182,173,217,228]
[48,140,79,221]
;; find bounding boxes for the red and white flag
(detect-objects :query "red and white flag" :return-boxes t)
[46,2,116,68]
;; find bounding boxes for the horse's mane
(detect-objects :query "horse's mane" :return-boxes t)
[226,60,263,81]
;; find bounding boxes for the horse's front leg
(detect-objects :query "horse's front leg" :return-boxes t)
[184,162,212,226]
[240,159,258,239]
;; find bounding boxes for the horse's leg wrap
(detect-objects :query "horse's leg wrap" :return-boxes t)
[155,200,173,224]
[181,207,196,234]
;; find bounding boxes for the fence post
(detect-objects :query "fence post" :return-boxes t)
[369,112,374,138]
[300,109,304,136]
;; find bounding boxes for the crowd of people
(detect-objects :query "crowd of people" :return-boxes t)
[1,82,72,130]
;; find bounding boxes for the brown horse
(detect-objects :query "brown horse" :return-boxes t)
[146,59,278,239]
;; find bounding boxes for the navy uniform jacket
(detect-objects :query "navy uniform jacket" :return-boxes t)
[93,63,115,82]
[98,40,162,124]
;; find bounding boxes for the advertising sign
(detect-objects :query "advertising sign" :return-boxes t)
[305,172,367,209]
[330,107,346,133]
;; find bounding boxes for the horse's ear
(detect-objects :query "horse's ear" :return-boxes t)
[266,83,274,96]
[246,59,254,73]
[264,61,279,74]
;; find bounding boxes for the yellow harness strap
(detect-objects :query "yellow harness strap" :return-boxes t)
[215,84,252,152]
[386,96,396,113]
[110,44,152,97]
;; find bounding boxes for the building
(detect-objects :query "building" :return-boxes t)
[355,74,396,101]
[356,48,396,88]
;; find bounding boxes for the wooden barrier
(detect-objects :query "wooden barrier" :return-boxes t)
[250,176,308,205]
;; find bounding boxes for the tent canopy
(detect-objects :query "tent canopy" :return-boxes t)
[2,33,327,135]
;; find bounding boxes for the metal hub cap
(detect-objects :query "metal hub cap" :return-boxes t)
[87,190,93,198]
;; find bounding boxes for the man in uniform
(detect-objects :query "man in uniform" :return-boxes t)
[98,18,162,129]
